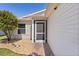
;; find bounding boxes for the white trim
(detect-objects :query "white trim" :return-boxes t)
[19,9,46,19]
[32,20,34,43]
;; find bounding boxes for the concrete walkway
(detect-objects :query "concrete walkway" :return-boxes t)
[0,40,45,56]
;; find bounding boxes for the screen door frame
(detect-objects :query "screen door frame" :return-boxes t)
[34,20,47,43]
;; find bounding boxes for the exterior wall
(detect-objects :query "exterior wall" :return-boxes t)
[47,3,79,56]
[45,3,59,17]
[11,21,32,40]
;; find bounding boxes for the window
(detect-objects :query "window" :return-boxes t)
[18,24,25,34]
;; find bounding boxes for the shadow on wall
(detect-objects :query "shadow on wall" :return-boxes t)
[43,43,54,56]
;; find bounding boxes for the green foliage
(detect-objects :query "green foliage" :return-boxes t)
[0,10,18,41]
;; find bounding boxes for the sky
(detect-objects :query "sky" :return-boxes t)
[0,3,48,18]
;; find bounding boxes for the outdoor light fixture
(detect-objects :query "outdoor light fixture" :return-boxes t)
[54,6,58,10]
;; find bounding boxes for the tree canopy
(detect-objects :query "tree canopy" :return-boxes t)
[0,10,18,41]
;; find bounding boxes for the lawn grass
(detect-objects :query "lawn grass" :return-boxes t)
[0,36,26,56]
[0,35,7,42]
[0,35,7,40]
[0,48,23,56]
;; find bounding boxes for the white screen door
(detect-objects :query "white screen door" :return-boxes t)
[35,20,46,43]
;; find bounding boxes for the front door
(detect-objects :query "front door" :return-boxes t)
[34,20,47,43]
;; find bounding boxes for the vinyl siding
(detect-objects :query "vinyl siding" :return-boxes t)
[47,3,79,56]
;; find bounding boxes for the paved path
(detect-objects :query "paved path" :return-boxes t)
[0,40,45,56]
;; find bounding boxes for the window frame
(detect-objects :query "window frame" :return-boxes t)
[18,24,26,34]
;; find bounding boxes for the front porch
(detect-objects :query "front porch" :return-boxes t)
[18,15,47,43]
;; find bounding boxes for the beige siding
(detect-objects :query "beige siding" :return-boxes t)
[48,3,79,56]
[11,21,32,40]
[45,3,59,17]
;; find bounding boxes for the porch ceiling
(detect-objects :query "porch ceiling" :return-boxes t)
[32,16,47,20]
[19,16,47,22]
[19,17,32,22]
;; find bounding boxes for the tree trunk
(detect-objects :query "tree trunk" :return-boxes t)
[3,30,12,42]
[7,31,11,42]
[8,37,10,41]
[5,35,11,43]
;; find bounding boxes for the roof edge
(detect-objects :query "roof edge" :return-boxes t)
[19,9,46,19]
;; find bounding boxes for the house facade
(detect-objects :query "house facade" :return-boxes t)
[11,9,47,43]
[0,3,79,56]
